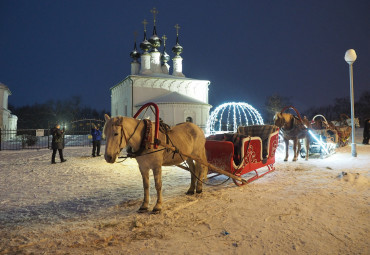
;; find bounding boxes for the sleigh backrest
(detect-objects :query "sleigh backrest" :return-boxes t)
[237,125,279,159]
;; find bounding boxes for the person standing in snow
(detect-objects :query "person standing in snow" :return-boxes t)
[91,124,102,157]
[363,119,370,145]
[51,124,67,164]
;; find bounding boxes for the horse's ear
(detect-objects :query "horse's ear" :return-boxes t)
[104,114,110,121]
[273,112,280,121]
[115,116,124,126]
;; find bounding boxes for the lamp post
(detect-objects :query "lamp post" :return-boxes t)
[344,49,357,157]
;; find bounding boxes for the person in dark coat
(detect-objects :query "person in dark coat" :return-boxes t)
[91,124,102,157]
[363,119,370,145]
[51,124,66,164]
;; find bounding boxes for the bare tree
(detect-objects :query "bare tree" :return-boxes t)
[264,94,292,124]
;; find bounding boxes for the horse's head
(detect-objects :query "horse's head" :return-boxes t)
[274,112,286,128]
[354,118,360,128]
[103,114,127,163]
[274,112,295,129]
[345,117,361,128]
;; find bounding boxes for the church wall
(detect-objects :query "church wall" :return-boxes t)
[0,88,7,110]
[111,77,210,128]
[0,87,17,136]
[0,87,9,129]
[111,78,132,117]
[156,104,210,131]
[130,76,210,104]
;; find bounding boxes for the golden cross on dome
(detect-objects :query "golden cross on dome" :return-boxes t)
[142,19,148,32]
[174,24,180,36]
[133,31,138,41]
[162,34,167,46]
[150,7,159,25]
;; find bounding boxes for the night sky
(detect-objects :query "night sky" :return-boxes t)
[1,0,369,115]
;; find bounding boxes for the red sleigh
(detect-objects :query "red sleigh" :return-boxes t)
[205,125,279,186]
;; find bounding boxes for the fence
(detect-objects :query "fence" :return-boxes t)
[0,129,105,151]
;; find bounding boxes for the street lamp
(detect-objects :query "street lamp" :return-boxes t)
[344,49,357,157]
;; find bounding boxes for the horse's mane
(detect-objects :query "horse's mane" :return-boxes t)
[274,112,295,122]
[102,118,110,139]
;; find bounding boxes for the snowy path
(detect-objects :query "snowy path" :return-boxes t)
[0,146,198,226]
[0,140,369,254]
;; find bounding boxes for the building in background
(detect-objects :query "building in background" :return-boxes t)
[0,82,18,139]
[110,9,211,130]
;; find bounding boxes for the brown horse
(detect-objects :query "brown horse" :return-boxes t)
[274,113,310,161]
[103,114,208,213]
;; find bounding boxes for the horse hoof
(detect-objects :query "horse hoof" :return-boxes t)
[196,190,203,194]
[186,191,195,195]
[137,207,148,213]
[151,208,161,214]
[284,159,288,162]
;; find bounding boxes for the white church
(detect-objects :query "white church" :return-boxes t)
[0,82,18,138]
[110,9,211,130]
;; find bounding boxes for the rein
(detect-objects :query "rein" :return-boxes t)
[117,117,166,159]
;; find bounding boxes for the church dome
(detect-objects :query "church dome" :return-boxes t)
[130,42,141,60]
[161,51,170,63]
[130,49,141,60]
[140,39,152,52]
[149,34,161,51]
[172,43,183,56]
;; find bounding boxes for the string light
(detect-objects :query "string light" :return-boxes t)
[206,102,264,134]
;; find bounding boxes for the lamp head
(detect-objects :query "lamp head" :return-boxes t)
[345,49,357,64]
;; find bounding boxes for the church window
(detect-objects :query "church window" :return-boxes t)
[186,117,193,123]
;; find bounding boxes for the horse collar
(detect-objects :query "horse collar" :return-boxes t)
[126,119,153,157]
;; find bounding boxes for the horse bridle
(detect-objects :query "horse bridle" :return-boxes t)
[114,119,167,158]
[119,124,128,149]
[115,118,146,152]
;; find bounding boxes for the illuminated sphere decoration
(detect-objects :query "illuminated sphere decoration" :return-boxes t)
[206,102,264,134]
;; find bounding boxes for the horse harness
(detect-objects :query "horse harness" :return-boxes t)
[280,116,308,139]
[124,119,174,158]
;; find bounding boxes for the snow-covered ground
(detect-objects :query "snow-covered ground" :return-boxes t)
[0,129,369,254]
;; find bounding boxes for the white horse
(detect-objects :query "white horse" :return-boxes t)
[103,114,208,213]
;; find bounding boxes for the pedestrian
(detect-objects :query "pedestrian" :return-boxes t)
[91,124,102,157]
[363,118,370,145]
[51,124,66,164]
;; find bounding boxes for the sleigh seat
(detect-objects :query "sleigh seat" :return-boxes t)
[237,125,279,162]
[206,125,279,173]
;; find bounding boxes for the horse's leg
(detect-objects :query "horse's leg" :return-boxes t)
[296,139,301,161]
[152,166,163,213]
[195,151,208,194]
[186,158,196,195]
[195,160,203,194]
[138,166,150,212]
[305,137,309,161]
[293,138,298,161]
[284,139,289,161]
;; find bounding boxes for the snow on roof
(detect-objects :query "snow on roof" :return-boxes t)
[130,73,209,82]
[133,73,188,79]
[136,92,210,106]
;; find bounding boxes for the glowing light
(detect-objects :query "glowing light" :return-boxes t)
[275,129,337,160]
[206,102,264,134]
[308,130,329,154]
